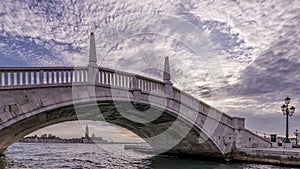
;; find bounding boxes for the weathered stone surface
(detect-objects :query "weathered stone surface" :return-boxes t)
[231,148,300,166]
[0,83,270,156]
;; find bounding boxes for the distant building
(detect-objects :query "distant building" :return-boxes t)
[85,125,89,139]
[91,133,108,144]
[18,125,109,144]
[82,125,92,143]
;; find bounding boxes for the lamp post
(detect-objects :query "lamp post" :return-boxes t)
[295,129,299,146]
[281,97,296,144]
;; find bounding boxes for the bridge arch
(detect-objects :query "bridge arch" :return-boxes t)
[0,93,225,157]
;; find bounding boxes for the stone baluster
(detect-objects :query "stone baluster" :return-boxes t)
[78,70,81,83]
[28,72,32,85]
[66,70,69,83]
[111,72,114,86]
[64,71,67,83]
[60,70,63,83]
[11,72,14,86]
[57,71,60,84]
[22,72,26,85]
[0,72,2,86]
[61,71,63,83]
[74,70,78,83]
[121,75,124,87]
[123,75,126,87]
[66,70,68,83]
[115,74,118,86]
[46,71,49,84]
[118,74,121,86]
[125,76,128,88]
[82,70,87,82]
[4,72,8,86]
[64,70,67,83]
[81,70,84,82]
[106,72,108,84]
[120,74,122,86]
[70,70,73,83]
[107,72,111,85]
[51,71,55,84]
[61,71,64,83]
[61,71,65,83]
[16,71,20,86]
[142,80,145,91]
[33,71,37,85]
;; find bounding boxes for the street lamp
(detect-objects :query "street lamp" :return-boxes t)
[281,97,296,144]
[295,129,299,146]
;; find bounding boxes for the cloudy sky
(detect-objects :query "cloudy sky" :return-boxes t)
[0,0,299,141]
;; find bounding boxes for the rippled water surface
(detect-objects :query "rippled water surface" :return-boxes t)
[0,143,296,169]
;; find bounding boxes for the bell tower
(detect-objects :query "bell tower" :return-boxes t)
[85,125,90,139]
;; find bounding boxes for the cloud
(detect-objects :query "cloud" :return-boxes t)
[227,16,300,117]
[0,0,299,135]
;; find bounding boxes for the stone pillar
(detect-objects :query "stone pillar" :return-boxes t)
[87,32,98,96]
[270,134,278,148]
[163,57,174,99]
[232,117,245,149]
[132,76,141,102]
[232,117,245,129]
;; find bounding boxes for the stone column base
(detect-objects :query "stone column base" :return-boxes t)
[282,142,293,149]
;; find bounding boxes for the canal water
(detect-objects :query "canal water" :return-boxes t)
[0,143,296,169]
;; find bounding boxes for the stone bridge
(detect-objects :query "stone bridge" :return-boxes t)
[0,33,270,158]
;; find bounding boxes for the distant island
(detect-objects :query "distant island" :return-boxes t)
[18,133,111,144]
[18,125,139,144]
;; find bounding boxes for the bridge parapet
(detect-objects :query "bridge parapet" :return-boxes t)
[0,67,84,87]
[0,67,164,93]
[0,66,239,129]
[0,66,254,134]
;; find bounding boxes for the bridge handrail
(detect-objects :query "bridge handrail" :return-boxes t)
[0,67,83,71]
[173,86,234,123]
[0,67,88,86]
[0,67,165,91]
[0,66,235,125]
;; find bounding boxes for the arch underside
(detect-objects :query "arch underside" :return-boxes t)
[0,100,223,157]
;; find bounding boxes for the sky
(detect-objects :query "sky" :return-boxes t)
[0,0,300,141]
